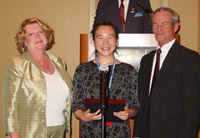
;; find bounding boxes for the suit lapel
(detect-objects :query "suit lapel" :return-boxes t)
[126,0,134,20]
[154,41,180,89]
[125,0,136,31]
[145,52,155,96]
[140,50,155,98]
[111,0,123,32]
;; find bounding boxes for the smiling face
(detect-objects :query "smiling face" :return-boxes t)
[24,23,48,53]
[152,11,179,47]
[93,25,119,58]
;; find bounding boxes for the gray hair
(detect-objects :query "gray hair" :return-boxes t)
[152,7,179,25]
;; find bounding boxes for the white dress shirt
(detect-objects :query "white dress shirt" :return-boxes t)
[149,39,176,93]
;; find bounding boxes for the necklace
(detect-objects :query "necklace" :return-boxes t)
[34,55,47,66]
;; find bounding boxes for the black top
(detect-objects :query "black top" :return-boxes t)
[72,61,139,138]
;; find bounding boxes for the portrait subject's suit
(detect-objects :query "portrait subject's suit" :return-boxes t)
[2,51,72,138]
[94,0,152,33]
[134,41,200,138]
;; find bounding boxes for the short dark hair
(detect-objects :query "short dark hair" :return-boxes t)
[91,22,119,40]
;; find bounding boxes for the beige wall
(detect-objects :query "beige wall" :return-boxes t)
[0,0,199,138]
[169,0,199,51]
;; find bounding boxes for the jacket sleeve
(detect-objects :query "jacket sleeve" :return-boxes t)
[178,52,200,137]
[2,59,22,134]
[133,57,145,137]
[71,64,85,114]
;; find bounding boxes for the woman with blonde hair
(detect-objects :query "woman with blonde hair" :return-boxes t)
[2,18,72,138]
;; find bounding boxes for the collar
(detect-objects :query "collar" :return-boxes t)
[22,51,58,63]
[157,39,175,58]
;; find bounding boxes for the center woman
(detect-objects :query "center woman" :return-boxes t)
[72,22,139,138]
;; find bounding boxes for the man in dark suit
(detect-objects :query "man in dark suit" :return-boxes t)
[93,0,152,33]
[133,7,200,138]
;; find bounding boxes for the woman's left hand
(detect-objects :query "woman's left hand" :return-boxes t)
[113,104,135,120]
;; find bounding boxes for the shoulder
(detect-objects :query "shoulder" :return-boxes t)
[179,46,200,64]
[171,42,200,61]
[47,52,63,62]
[165,42,200,67]
[141,50,155,62]
[129,0,151,7]
[7,54,26,66]
[4,55,27,76]
[9,55,22,61]
[77,61,94,67]
[98,0,117,7]
[116,63,138,81]
[73,61,96,79]
[8,51,35,66]
[98,0,114,3]
[119,62,134,68]
[139,0,151,5]
[46,52,67,67]
[118,62,137,73]
[75,61,95,72]
[178,45,199,56]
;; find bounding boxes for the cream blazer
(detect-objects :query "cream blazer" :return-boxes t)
[2,51,72,138]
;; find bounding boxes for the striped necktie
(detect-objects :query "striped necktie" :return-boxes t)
[120,0,125,32]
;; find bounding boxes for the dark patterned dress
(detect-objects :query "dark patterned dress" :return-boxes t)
[72,61,139,138]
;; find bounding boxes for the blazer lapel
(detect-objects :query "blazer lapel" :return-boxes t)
[154,41,180,89]
[146,52,155,95]
[140,50,155,98]
[22,51,45,81]
[112,0,123,32]
[126,0,134,20]
[125,0,136,31]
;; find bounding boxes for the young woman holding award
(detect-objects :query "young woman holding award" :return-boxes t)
[72,22,139,138]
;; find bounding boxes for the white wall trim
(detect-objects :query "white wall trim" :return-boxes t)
[89,0,96,32]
